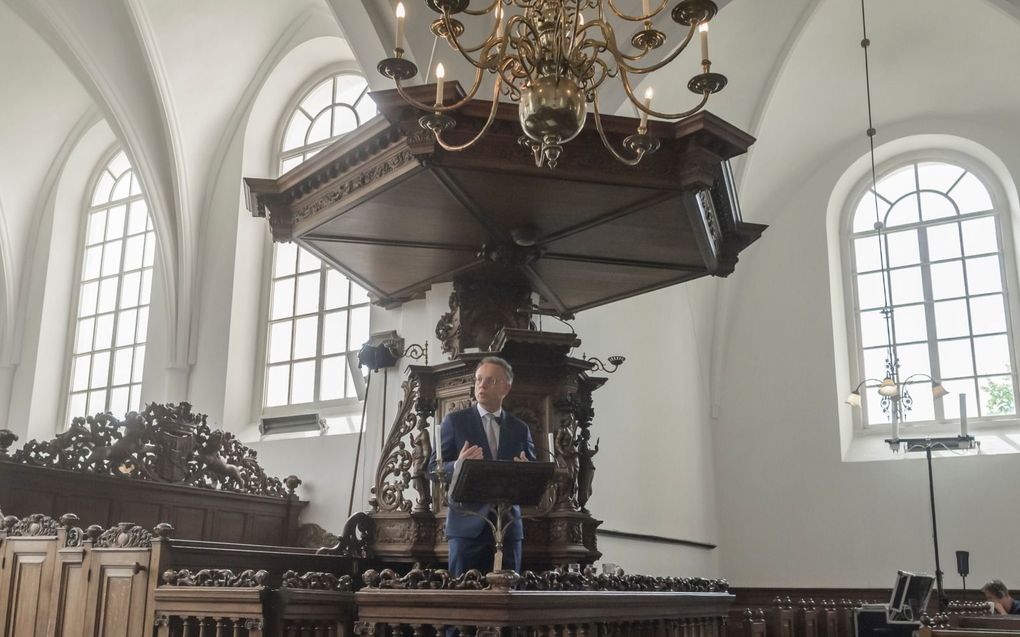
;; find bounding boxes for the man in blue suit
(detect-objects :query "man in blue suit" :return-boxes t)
[429,356,536,575]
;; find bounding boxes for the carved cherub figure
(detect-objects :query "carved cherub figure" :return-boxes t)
[196,430,245,489]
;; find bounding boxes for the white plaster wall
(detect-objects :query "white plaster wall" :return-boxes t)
[715,114,1020,588]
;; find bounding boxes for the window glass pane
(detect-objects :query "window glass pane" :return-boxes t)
[271,278,295,320]
[896,342,931,380]
[109,152,130,176]
[323,310,349,355]
[123,236,144,271]
[864,386,889,425]
[293,316,318,359]
[970,295,1007,335]
[306,112,331,145]
[961,217,998,256]
[92,174,115,206]
[83,246,102,280]
[973,334,1010,375]
[854,236,882,272]
[335,75,368,105]
[80,281,99,317]
[949,173,992,213]
[889,267,923,306]
[105,205,126,240]
[892,304,927,343]
[325,270,350,310]
[135,307,149,343]
[128,201,148,235]
[127,345,143,383]
[143,234,155,267]
[120,271,141,308]
[320,356,346,400]
[351,281,370,305]
[283,111,311,151]
[68,393,87,420]
[904,380,935,421]
[303,79,334,117]
[295,272,321,315]
[965,256,1002,295]
[87,390,107,415]
[857,272,887,310]
[109,387,129,417]
[862,347,890,382]
[876,165,916,203]
[129,384,141,411]
[942,379,978,419]
[94,314,114,351]
[355,97,377,126]
[926,223,962,261]
[930,260,965,300]
[266,365,289,407]
[917,162,964,193]
[853,191,888,233]
[298,248,321,273]
[268,321,292,363]
[72,355,91,392]
[76,318,95,355]
[350,306,370,352]
[980,375,1015,416]
[934,299,969,339]
[87,210,107,245]
[346,364,359,399]
[280,156,302,174]
[938,339,974,379]
[112,347,133,386]
[885,194,920,228]
[291,361,316,403]
[101,240,123,276]
[885,230,919,267]
[98,277,118,313]
[90,351,110,390]
[112,174,131,201]
[275,243,298,278]
[116,309,137,347]
[332,106,358,136]
[918,192,955,221]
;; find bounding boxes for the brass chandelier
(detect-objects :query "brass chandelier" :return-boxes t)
[377,0,726,168]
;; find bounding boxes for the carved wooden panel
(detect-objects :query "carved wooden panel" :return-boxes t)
[170,507,206,539]
[81,550,149,637]
[0,538,57,637]
[211,511,246,543]
[48,548,88,637]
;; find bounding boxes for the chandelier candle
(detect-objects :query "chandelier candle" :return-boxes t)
[700,23,709,63]
[640,87,652,131]
[435,63,445,106]
[395,3,405,51]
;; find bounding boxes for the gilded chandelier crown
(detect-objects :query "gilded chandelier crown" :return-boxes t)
[378,0,726,168]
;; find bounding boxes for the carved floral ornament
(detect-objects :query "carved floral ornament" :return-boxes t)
[361,564,729,593]
[0,513,174,549]
[9,402,297,498]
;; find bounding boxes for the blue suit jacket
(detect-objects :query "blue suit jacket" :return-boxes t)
[428,405,537,540]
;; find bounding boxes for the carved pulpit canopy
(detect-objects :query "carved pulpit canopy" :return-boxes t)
[244,84,766,317]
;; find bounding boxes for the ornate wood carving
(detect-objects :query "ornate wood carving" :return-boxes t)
[435,278,533,357]
[370,377,434,514]
[91,521,153,548]
[0,512,59,537]
[9,402,295,498]
[281,570,353,591]
[161,568,269,588]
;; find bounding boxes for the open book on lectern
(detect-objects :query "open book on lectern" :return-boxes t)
[449,459,556,506]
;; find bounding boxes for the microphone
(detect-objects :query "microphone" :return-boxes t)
[956,550,970,592]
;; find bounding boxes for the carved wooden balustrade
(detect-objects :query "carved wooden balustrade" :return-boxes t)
[0,402,307,545]
[354,566,733,637]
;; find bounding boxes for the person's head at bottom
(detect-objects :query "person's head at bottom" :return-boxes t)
[982,580,1017,614]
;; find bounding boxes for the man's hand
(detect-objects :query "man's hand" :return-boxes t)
[459,441,483,460]
[513,451,529,462]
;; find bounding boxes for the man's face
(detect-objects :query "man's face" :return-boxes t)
[474,363,511,411]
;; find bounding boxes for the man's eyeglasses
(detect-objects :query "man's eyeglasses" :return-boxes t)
[474,377,505,387]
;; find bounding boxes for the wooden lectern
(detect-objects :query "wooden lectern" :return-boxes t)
[449,459,556,573]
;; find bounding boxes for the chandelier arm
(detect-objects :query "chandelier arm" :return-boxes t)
[606,0,668,22]
[591,97,646,166]
[393,64,487,113]
[620,68,710,119]
[441,11,498,59]
[901,373,936,385]
[462,0,502,16]
[612,22,698,74]
[432,76,505,152]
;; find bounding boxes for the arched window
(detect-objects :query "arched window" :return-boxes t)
[263,72,376,412]
[847,159,1017,426]
[68,149,155,418]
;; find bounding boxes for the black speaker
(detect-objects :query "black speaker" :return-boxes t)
[956,550,970,577]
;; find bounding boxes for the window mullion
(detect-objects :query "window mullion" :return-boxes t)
[315,263,328,403]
